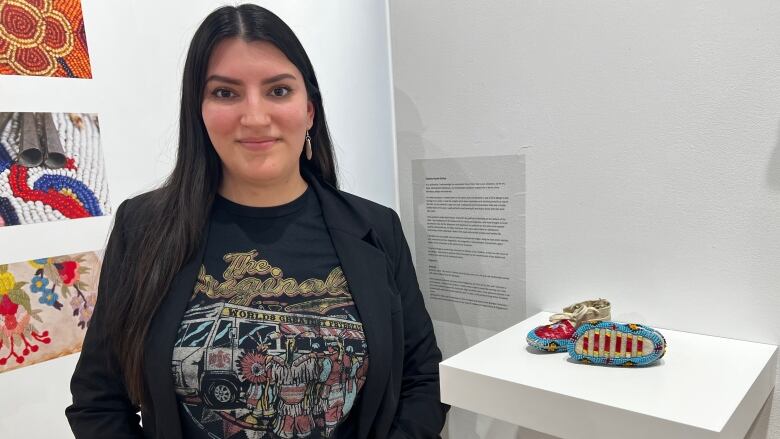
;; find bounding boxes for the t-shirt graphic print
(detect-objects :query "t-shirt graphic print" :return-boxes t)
[172,188,368,439]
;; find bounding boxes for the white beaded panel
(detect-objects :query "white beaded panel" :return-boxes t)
[0,112,110,225]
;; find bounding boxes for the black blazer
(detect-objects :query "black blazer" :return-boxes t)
[66,168,448,438]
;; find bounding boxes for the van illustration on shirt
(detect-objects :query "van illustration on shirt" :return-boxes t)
[172,302,368,436]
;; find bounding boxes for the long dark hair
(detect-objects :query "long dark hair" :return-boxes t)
[105,4,338,406]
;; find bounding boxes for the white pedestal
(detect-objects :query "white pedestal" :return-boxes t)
[440,312,777,439]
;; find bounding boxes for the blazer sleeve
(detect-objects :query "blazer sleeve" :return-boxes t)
[65,200,144,438]
[386,208,450,438]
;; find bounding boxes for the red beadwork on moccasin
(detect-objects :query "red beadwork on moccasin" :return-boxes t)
[533,320,575,340]
[526,298,611,353]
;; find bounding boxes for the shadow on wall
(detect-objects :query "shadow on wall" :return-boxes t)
[395,87,484,334]
[396,87,545,439]
[767,120,780,191]
[394,87,475,439]
[394,87,423,143]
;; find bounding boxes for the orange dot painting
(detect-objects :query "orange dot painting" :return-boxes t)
[0,0,92,78]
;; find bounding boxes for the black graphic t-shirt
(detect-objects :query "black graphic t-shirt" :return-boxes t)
[172,186,369,439]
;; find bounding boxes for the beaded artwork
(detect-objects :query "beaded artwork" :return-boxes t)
[0,250,101,373]
[567,321,667,367]
[0,112,109,226]
[527,320,576,352]
[0,0,92,78]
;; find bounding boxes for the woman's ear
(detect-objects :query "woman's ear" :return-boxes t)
[307,100,315,129]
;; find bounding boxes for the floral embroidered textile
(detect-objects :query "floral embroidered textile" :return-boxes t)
[0,251,101,373]
[0,0,92,78]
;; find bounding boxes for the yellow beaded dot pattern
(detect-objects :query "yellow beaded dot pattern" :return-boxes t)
[0,0,92,78]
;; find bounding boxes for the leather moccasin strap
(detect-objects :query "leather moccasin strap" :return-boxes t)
[549,298,611,327]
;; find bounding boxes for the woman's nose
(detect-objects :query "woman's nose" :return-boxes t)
[239,95,272,127]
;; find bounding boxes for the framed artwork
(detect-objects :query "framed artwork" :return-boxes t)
[0,0,92,78]
[0,112,110,226]
[0,250,101,372]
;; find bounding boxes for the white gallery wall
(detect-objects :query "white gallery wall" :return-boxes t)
[0,1,396,437]
[389,1,780,438]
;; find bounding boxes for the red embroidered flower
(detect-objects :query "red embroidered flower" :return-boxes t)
[57,260,79,285]
[3,313,17,330]
[0,294,18,316]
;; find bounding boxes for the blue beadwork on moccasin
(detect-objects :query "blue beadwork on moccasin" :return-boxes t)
[526,328,569,352]
[567,321,666,367]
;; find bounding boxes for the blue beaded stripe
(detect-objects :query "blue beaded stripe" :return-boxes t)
[32,174,103,216]
[0,140,12,173]
[526,328,569,352]
[0,197,20,226]
[57,57,76,78]
[567,321,666,367]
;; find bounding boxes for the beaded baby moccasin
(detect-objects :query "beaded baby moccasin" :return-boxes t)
[567,321,667,367]
[526,299,611,353]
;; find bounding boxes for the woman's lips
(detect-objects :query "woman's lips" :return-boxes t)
[238,138,277,150]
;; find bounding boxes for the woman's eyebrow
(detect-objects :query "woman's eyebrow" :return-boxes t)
[205,73,297,85]
[261,73,296,84]
[205,74,242,85]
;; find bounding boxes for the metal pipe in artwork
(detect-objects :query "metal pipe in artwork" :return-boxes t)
[18,112,44,167]
[41,113,66,169]
[0,112,13,136]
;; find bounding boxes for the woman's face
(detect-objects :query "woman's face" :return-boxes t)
[202,38,314,188]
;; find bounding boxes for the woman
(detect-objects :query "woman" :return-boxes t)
[66,4,447,439]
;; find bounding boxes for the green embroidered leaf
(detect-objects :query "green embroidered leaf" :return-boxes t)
[76,281,88,290]
[8,289,32,314]
[44,265,59,282]
[61,285,71,299]
[30,309,43,323]
[14,281,27,290]
[78,268,88,274]
[0,264,7,273]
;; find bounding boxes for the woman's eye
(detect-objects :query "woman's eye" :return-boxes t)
[212,88,236,99]
[270,86,290,97]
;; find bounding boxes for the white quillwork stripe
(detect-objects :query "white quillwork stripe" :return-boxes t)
[609,330,617,357]
[588,329,596,356]
[622,333,628,358]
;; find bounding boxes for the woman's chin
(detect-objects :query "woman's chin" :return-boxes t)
[235,166,298,186]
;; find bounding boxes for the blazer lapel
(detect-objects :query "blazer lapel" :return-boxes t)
[329,228,392,435]
[143,225,210,439]
[304,169,394,437]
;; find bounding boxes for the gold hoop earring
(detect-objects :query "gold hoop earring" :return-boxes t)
[305,130,313,160]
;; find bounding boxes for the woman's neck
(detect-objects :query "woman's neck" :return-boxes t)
[218,172,308,207]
